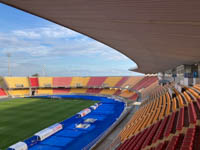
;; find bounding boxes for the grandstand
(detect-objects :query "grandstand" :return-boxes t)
[29,77,39,87]
[121,76,144,89]
[87,77,106,87]
[38,77,53,88]
[4,77,29,88]
[2,76,146,99]
[53,77,72,87]
[117,85,200,150]
[70,77,90,87]
[1,1,200,150]
[0,76,157,149]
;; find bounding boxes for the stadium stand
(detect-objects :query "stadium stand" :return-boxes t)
[0,88,7,96]
[87,77,107,87]
[113,89,122,96]
[120,89,136,98]
[4,77,29,88]
[129,93,138,100]
[53,88,70,94]
[8,89,29,97]
[1,76,157,102]
[69,88,87,93]
[38,77,53,87]
[103,77,123,87]
[140,80,159,99]
[70,77,90,87]
[121,76,144,88]
[86,88,103,94]
[29,77,39,87]
[37,89,53,95]
[53,77,72,87]
[116,84,200,150]
[132,76,157,91]
[115,76,129,87]
[100,88,118,95]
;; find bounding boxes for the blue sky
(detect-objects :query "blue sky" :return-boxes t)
[0,3,142,77]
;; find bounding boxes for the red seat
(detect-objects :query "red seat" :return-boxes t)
[141,120,161,148]
[152,116,169,143]
[86,88,102,94]
[176,108,184,130]
[134,126,154,150]
[164,112,176,137]
[113,89,121,96]
[166,135,179,150]
[180,128,195,150]
[87,77,107,87]
[115,77,129,87]
[53,77,72,87]
[0,88,6,96]
[29,77,39,87]
[188,103,197,124]
[53,88,70,94]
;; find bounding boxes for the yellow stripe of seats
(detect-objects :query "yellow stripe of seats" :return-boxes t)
[8,89,29,97]
[70,77,90,87]
[69,88,87,93]
[103,77,122,87]
[37,89,53,95]
[38,77,53,87]
[4,77,29,88]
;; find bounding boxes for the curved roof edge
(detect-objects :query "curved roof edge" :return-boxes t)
[1,0,200,73]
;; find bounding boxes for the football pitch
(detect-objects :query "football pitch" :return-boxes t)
[0,98,96,149]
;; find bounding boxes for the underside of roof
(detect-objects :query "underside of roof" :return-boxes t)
[1,0,200,73]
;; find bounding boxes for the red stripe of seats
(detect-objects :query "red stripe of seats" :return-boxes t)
[0,88,6,96]
[53,77,72,87]
[29,77,39,87]
[86,88,102,94]
[53,88,70,94]
[87,77,107,87]
[176,108,184,130]
[115,77,129,87]
[188,103,197,124]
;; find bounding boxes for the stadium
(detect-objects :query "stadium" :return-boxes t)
[0,1,200,150]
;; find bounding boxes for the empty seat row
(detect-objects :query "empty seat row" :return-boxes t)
[118,104,199,150]
[132,76,158,91]
[118,84,200,150]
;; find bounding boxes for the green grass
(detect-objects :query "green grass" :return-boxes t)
[0,98,97,149]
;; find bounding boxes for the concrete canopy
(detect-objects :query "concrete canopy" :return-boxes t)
[1,0,200,73]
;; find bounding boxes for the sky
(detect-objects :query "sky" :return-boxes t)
[0,3,142,77]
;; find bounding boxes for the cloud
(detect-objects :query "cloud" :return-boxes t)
[0,24,137,76]
[12,25,80,39]
[40,25,79,38]
[13,30,41,39]
[1,25,130,61]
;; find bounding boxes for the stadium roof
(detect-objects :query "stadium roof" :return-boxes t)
[1,0,200,73]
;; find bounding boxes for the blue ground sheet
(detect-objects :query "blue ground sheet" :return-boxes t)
[27,95,125,150]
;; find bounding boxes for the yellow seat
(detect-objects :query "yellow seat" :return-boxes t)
[38,77,53,87]
[4,77,29,88]
[70,77,90,87]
